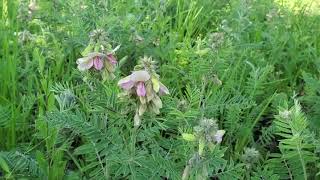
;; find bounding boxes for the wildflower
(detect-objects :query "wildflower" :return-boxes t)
[117,56,169,127]
[118,70,150,96]
[208,32,225,51]
[194,118,225,144]
[76,29,119,80]
[177,99,188,111]
[212,74,222,86]
[17,30,34,44]
[199,118,216,129]
[154,79,169,95]
[242,147,260,169]
[214,130,225,143]
[188,118,226,156]
[279,109,291,119]
[28,0,38,13]
[89,29,108,44]
[133,32,144,44]
[106,53,117,65]
[76,52,107,71]
[153,38,160,46]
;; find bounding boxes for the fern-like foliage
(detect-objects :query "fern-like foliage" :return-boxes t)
[211,159,244,180]
[45,110,183,179]
[251,166,280,180]
[46,110,111,179]
[301,72,320,130]
[185,148,245,180]
[245,62,274,100]
[0,151,42,178]
[0,105,10,127]
[267,101,319,180]
[257,123,276,148]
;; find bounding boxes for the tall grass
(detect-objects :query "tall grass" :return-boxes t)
[0,0,319,179]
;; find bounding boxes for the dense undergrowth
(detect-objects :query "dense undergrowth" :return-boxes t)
[0,0,320,179]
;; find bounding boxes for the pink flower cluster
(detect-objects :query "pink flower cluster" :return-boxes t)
[118,70,169,97]
[75,34,169,127]
[117,59,170,127]
[76,52,117,71]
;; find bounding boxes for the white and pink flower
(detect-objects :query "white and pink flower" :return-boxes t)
[76,52,117,71]
[118,70,170,97]
[118,70,150,96]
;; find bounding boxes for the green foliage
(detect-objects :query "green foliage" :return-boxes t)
[0,106,10,128]
[301,72,320,129]
[0,0,320,179]
[268,101,319,179]
[0,151,42,179]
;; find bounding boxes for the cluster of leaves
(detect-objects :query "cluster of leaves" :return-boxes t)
[0,0,320,179]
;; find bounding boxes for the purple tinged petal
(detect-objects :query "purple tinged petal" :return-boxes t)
[136,82,146,96]
[121,80,135,90]
[77,52,106,71]
[159,83,169,95]
[93,56,104,70]
[107,54,117,65]
[76,57,94,71]
[118,75,135,90]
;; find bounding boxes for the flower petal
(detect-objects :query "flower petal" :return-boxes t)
[138,104,147,116]
[152,95,162,109]
[130,70,150,82]
[136,82,146,96]
[146,82,154,102]
[107,54,117,65]
[151,77,160,92]
[214,130,225,143]
[118,75,135,90]
[159,82,169,95]
[87,52,106,58]
[76,57,93,71]
[151,104,160,114]
[93,57,104,70]
[134,112,141,127]
[76,56,88,64]
[139,96,147,104]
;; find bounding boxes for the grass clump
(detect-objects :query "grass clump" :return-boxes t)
[0,0,320,179]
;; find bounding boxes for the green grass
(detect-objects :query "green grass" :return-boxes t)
[0,0,320,179]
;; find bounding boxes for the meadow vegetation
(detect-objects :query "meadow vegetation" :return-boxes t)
[0,0,320,179]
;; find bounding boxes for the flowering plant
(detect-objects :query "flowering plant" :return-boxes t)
[118,56,169,127]
[76,29,119,80]
[182,118,225,156]
[181,118,225,180]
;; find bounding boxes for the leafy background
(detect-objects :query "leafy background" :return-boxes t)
[0,0,320,179]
